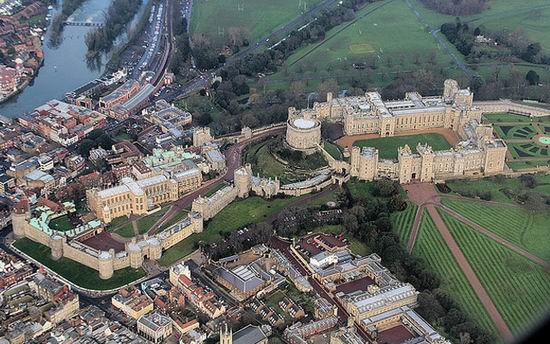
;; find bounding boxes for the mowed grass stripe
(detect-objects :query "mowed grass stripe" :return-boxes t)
[442,198,526,245]
[390,202,418,244]
[441,212,550,335]
[441,198,550,260]
[413,213,499,336]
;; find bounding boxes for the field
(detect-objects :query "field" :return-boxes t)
[158,195,303,266]
[413,213,499,337]
[353,133,451,159]
[264,0,460,90]
[444,174,550,204]
[13,238,145,290]
[442,198,550,261]
[483,113,550,170]
[48,215,75,232]
[389,202,418,244]
[110,207,170,238]
[441,212,550,335]
[190,0,323,46]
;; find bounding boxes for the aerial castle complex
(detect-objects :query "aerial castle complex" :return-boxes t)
[288,79,509,183]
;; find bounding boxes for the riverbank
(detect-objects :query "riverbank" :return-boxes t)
[0,2,49,104]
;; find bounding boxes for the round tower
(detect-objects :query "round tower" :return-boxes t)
[11,201,30,238]
[50,235,64,260]
[148,237,162,260]
[98,250,114,280]
[127,241,143,269]
[234,165,251,198]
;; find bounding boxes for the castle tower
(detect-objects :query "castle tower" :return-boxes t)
[398,145,414,184]
[220,323,232,344]
[234,165,251,198]
[127,240,143,269]
[148,238,162,260]
[417,144,435,183]
[191,212,204,234]
[50,235,64,260]
[11,201,30,239]
[443,79,459,102]
[98,250,114,280]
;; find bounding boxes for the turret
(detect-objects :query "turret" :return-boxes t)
[98,250,114,280]
[50,235,64,260]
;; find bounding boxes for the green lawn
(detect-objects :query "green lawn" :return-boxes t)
[323,141,343,160]
[442,198,550,261]
[443,175,550,204]
[190,0,323,46]
[483,113,534,123]
[48,215,74,232]
[354,133,451,159]
[266,0,459,89]
[112,207,171,238]
[158,195,303,266]
[413,213,499,338]
[14,238,145,290]
[390,202,418,244]
[441,212,550,336]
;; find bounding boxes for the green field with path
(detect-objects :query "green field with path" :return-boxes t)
[442,198,550,261]
[354,133,451,159]
[413,212,499,338]
[441,212,550,335]
[267,0,459,88]
[190,0,323,46]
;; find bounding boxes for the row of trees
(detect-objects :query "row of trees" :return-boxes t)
[85,0,142,56]
[419,0,489,16]
[441,19,550,65]
[170,16,192,77]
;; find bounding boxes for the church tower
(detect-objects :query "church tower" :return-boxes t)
[220,323,232,344]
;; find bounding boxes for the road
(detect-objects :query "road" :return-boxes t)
[404,0,475,78]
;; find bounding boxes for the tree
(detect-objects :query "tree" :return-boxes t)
[526,70,540,86]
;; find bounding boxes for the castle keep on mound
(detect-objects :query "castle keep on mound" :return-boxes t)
[289,79,513,183]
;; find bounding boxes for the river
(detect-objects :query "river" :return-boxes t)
[0,0,146,118]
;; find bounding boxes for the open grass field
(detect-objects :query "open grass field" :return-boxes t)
[353,133,451,159]
[112,207,170,238]
[441,198,550,261]
[265,0,460,90]
[441,212,550,335]
[158,195,302,266]
[444,174,550,204]
[412,212,499,338]
[14,238,145,290]
[48,215,74,232]
[189,0,323,46]
[390,202,418,244]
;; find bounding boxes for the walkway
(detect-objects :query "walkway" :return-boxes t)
[404,183,513,340]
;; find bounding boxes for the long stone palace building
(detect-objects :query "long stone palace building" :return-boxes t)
[288,79,510,183]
